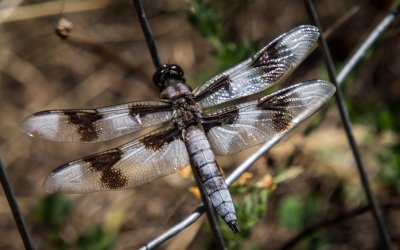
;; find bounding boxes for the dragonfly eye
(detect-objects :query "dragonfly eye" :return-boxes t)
[169,64,184,77]
[153,64,185,90]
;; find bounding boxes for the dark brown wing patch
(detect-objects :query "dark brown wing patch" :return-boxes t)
[257,89,293,132]
[202,108,240,134]
[194,75,231,101]
[140,126,181,151]
[83,149,127,189]
[128,103,172,118]
[100,167,128,190]
[270,109,292,132]
[64,111,103,141]
[250,40,291,68]
[250,41,290,83]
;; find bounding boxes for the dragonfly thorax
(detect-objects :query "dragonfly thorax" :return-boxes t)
[172,95,202,130]
[156,64,201,129]
[160,81,192,99]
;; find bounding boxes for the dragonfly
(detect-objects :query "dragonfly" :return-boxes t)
[21,25,335,233]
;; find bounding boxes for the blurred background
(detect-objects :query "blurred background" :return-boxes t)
[1,0,400,249]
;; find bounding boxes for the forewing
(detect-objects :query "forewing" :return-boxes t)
[20,100,173,143]
[43,125,189,193]
[202,80,335,155]
[193,25,320,108]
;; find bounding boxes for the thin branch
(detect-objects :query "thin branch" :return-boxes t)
[132,0,161,69]
[139,4,400,248]
[304,1,394,249]
[282,199,400,249]
[0,159,34,250]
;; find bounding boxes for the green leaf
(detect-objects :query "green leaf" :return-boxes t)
[278,195,317,231]
[188,0,259,72]
[213,42,254,68]
[32,193,71,228]
[188,0,222,42]
[376,144,400,194]
[32,193,71,249]
[278,196,303,230]
[221,187,270,249]
[76,224,116,250]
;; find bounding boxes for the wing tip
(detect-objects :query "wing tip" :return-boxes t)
[42,163,69,193]
[20,111,55,138]
[314,79,336,97]
[42,163,77,193]
[284,24,319,38]
[20,116,37,138]
[20,112,65,142]
[296,24,319,32]
[42,174,59,193]
[43,172,77,194]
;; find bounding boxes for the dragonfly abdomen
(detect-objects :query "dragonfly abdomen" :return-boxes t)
[185,125,239,232]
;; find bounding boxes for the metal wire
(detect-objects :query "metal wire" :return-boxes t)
[337,4,400,86]
[139,4,400,249]
[304,0,393,248]
[0,159,34,249]
[132,0,161,69]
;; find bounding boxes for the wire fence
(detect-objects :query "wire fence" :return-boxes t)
[1,1,399,249]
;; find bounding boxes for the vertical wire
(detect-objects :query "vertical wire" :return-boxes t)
[0,159,34,249]
[131,0,227,247]
[304,0,393,249]
[132,0,162,69]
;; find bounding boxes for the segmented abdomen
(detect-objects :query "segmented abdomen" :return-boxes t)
[184,125,238,232]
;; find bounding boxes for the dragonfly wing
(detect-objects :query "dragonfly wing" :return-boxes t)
[43,125,189,193]
[21,100,173,142]
[202,80,335,155]
[193,25,320,108]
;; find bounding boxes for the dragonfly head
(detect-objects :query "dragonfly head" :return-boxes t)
[153,64,185,90]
